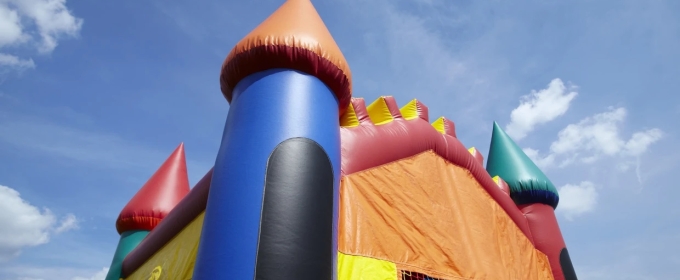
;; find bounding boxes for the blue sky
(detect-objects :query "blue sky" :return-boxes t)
[0,0,678,279]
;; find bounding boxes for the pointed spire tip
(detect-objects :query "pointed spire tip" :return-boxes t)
[486,121,559,208]
[115,145,191,234]
[219,0,352,114]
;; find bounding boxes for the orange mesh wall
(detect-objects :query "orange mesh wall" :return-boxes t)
[338,150,554,279]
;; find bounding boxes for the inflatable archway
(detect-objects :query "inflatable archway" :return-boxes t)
[103,1,578,279]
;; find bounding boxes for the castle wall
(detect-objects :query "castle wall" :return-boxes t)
[338,151,554,279]
[125,212,204,280]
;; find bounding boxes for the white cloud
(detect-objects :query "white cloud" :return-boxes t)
[0,53,35,71]
[72,267,109,280]
[0,184,77,262]
[624,129,664,157]
[557,181,598,221]
[0,4,27,46]
[0,0,82,73]
[525,107,663,169]
[523,147,555,170]
[9,0,83,53]
[505,78,578,140]
[550,107,627,156]
[0,185,54,261]
[55,213,79,233]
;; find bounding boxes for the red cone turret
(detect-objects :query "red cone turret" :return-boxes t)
[116,143,190,234]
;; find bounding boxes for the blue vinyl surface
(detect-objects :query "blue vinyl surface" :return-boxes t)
[192,69,341,280]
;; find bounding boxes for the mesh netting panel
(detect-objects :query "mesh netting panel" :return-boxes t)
[400,270,443,280]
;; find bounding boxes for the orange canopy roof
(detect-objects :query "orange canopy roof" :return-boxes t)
[219,0,352,114]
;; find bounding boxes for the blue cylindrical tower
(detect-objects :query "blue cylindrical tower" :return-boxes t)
[192,1,352,279]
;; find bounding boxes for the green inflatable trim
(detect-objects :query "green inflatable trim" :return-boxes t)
[486,122,559,208]
[104,230,149,280]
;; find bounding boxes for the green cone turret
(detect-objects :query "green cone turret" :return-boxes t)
[486,122,559,208]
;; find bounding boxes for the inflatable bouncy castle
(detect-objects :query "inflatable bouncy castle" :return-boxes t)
[103,1,578,279]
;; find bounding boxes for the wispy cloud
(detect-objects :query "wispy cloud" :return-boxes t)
[334,0,517,135]
[0,118,148,169]
[0,113,212,183]
[55,214,79,234]
[379,3,467,92]
[0,53,35,73]
[526,107,663,172]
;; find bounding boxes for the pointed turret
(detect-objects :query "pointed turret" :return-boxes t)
[220,0,352,115]
[116,142,191,233]
[486,122,577,280]
[195,1,346,278]
[105,143,190,280]
[486,122,558,208]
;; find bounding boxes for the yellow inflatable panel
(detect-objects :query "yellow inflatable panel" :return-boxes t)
[492,175,501,185]
[366,96,395,125]
[338,252,397,280]
[431,116,446,134]
[399,99,420,121]
[340,101,360,127]
[125,212,205,280]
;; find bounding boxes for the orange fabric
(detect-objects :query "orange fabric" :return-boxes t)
[338,150,553,280]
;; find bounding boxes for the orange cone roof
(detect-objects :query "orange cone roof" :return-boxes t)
[219,0,352,115]
[116,143,190,234]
